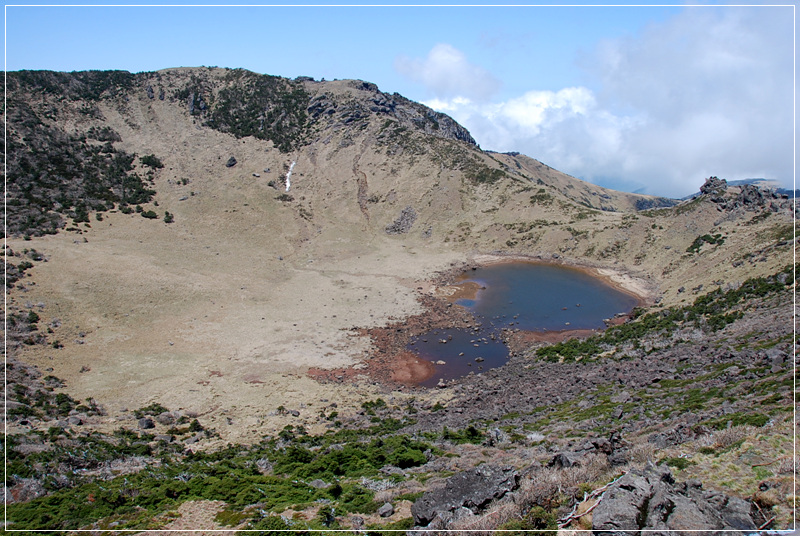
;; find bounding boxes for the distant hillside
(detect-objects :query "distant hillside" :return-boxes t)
[5,68,675,238]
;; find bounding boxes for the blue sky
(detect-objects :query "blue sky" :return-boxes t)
[5,3,795,197]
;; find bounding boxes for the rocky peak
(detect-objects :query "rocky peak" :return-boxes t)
[699,176,728,195]
[306,78,477,147]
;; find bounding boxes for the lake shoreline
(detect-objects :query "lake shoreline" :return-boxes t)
[465,253,657,308]
[313,253,659,388]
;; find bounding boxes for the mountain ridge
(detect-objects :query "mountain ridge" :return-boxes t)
[4,67,676,239]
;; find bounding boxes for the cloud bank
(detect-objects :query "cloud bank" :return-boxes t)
[396,8,793,198]
[395,43,501,102]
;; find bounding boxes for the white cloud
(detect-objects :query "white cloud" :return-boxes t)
[394,43,501,102]
[410,8,793,198]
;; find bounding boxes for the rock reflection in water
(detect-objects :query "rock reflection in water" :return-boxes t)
[408,326,508,388]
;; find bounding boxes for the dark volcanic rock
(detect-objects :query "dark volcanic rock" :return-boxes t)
[549,451,582,468]
[592,463,756,535]
[225,156,237,168]
[385,206,417,235]
[138,417,155,430]
[700,176,728,195]
[411,465,519,527]
[377,502,395,517]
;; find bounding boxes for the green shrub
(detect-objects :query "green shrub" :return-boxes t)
[497,506,557,534]
[442,425,484,445]
[658,456,696,470]
[705,412,770,430]
[133,403,169,419]
[139,154,164,169]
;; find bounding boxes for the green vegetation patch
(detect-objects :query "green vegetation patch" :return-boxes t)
[537,266,794,362]
[203,69,311,152]
[687,233,725,253]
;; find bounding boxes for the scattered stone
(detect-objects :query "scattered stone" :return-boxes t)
[380,465,406,477]
[385,206,417,235]
[350,516,364,530]
[3,478,47,504]
[184,433,203,445]
[225,156,237,168]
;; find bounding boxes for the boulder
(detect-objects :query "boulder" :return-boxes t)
[411,465,519,527]
[592,463,756,535]
[378,502,395,518]
[138,417,155,429]
[156,411,175,425]
[548,451,582,468]
[225,156,237,168]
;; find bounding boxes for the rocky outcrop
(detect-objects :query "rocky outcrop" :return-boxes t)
[592,464,756,535]
[698,176,791,214]
[385,206,417,235]
[411,465,519,527]
[700,176,728,196]
[308,80,477,146]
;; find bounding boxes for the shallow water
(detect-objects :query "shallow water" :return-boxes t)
[458,262,639,332]
[410,262,639,387]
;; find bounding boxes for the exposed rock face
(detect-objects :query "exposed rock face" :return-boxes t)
[697,176,790,213]
[592,464,756,535]
[385,206,417,235]
[2,478,47,504]
[700,176,728,195]
[411,465,519,527]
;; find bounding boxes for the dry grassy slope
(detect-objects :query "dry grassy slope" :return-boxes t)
[5,67,793,445]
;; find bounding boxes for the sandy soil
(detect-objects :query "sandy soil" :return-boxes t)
[7,209,463,445]
[8,226,656,445]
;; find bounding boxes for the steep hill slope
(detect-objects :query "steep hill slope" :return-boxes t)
[2,68,794,532]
